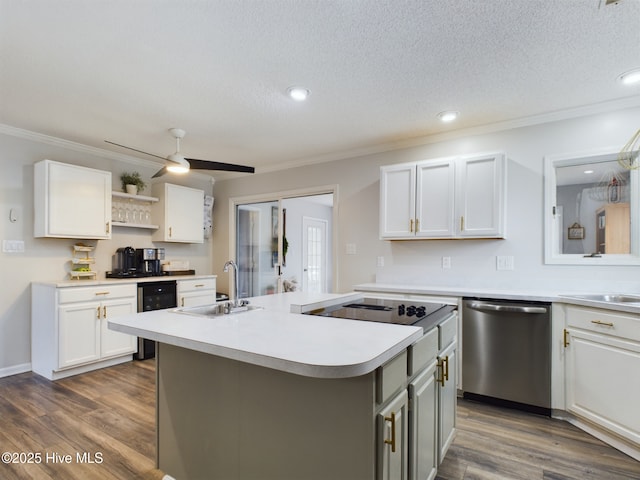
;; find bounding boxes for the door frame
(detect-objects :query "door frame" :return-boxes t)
[229,184,339,295]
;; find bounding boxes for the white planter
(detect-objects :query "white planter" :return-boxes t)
[125,184,138,195]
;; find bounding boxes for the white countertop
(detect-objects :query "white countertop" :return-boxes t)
[354,283,640,314]
[108,291,425,379]
[33,274,216,288]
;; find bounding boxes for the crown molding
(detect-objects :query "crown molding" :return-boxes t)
[256,95,640,175]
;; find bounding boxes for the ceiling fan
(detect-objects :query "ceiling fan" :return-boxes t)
[105,128,255,178]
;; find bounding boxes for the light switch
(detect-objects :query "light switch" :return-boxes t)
[3,240,25,253]
[346,243,357,255]
[442,257,451,269]
[377,256,385,267]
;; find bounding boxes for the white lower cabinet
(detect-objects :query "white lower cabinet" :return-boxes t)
[565,306,640,448]
[177,278,216,307]
[32,283,137,380]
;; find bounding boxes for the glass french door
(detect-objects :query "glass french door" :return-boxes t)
[236,200,282,297]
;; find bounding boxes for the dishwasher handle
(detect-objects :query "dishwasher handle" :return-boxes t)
[467,301,548,314]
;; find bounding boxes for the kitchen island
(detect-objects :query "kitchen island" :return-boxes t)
[108,291,452,480]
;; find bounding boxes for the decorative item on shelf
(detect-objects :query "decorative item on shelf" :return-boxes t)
[69,243,97,279]
[618,128,640,170]
[120,171,146,195]
[587,168,628,203]
[568,222,585,240]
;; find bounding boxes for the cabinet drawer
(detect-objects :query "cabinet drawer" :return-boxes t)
[409,327,438,376]
[377,350,408,405]
[566,305,640,342]
[438,313,457,350]
[58,284,136,304]
[178,278,216,293]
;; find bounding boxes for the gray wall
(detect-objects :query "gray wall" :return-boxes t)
[0,132,213,375]
[211,106,640,294]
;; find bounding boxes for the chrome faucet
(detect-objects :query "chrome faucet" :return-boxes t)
[223,260,241,308]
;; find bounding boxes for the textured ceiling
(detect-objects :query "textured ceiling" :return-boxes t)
[1,0,639,176]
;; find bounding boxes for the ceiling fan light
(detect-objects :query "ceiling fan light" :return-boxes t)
[166,153,190,173]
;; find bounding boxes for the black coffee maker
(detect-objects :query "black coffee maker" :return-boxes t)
[112,246,136,276]
[136,248,162,276]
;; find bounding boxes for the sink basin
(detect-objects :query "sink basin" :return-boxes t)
[562,294,640,304]
[175,303,263,317]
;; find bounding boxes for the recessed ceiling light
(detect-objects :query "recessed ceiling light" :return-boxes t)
[437,111,459,123]
[584,169,594,174]
[287,86,310,101]
[618,68,640,86]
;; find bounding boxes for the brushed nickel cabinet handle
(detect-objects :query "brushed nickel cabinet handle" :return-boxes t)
[94,291,110,296]
[409,219,414,233]
[96,306,101,319]
[563,329,570,348]
[415,218,419,232]
[591,320,614,327]
[169,227,173,237]
[106,222,110,234]
[384,412,397,453]
[460,216,464,231]
[194,284,205,288]
[103,306,107,318]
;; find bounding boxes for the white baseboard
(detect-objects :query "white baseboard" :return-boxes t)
[0,362,32,378]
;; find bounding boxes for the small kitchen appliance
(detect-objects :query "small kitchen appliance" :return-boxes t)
[136,248,162,276]
[109,246,137,277]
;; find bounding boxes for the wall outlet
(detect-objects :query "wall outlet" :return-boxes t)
[496,255,514,270]
[377,256,385,267]
[346,243,357,255]
[442,256,451,269]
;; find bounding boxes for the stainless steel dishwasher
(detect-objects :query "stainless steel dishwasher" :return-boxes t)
[462,298,551,415]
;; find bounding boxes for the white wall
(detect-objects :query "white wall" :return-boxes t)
[0,132,214,375]
[211,106,640,295]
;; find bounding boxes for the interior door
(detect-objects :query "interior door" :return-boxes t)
[302,216,328,293]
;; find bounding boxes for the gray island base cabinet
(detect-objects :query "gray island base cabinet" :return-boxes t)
[156,314,457,480]
[157,343,378,480]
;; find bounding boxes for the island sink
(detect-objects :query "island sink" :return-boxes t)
[175,302,263,317]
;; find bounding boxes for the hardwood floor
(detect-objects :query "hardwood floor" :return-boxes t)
[1,361,639,479]
[0,360,158,480]
[438,399,640,480]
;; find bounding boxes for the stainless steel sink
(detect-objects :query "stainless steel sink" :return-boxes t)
[561,294,640,304]
[175,302,263,317]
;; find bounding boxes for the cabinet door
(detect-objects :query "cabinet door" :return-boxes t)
[377,390,408,480]
[380,164,416,238]
[416,159,455,238]
[164,184,204,243]
[438,340,457,463]
[58,302,101,369]
[37,160,111,239]
[455,153,505,238]
[565,328,640,445]
[100,298,137,358]
[409,363,438,480]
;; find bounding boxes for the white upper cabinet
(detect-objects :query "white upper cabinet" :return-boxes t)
[34,160,112,239]
[380,152,506,240]
[152,183,204,243]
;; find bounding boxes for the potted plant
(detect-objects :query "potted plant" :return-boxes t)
[120,171,146,195]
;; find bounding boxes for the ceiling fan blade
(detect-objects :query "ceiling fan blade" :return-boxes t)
[186,158,255,174]
[105,140,167,161]
[151,166,168,178]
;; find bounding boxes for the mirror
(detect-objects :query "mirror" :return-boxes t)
[544,148,639,265]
